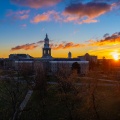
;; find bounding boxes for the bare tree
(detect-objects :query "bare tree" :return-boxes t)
[56,64,85,120]
[32,62,47,120]
[0,70,27,120]
[19,62,34,88]
[85,71,100,120]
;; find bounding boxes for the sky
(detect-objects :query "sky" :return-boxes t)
[1,0,120,59]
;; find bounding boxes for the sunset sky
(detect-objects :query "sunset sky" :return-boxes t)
[1,0,120,59]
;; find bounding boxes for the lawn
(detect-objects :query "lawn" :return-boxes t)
[20,83,120,120]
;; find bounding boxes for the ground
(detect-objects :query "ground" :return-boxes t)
[1,68,120,120]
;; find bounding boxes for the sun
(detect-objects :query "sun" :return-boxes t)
[112,52,119,61]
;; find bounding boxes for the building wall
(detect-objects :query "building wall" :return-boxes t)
[14,61,34,70]
[78,53,97,63]
[49,61,89,75]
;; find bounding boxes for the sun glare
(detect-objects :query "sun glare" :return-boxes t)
[112,52,119,61]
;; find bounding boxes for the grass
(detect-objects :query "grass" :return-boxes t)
[78,77,120,85]
[1,68,120,120]
[47,75,58,82]
[20,83,120,120]
[20,85,68,120]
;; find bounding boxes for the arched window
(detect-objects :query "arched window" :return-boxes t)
[72,62,81,74]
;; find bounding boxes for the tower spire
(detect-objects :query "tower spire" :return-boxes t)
[46,33,48,39]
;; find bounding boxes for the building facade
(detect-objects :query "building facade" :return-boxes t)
[49,60,89,75]
[9,54,33,60]
[78,53,97,63]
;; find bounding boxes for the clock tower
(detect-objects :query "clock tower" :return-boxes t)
[42,34,52,58]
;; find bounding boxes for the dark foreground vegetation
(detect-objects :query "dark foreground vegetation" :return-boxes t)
[20,84,120,120]
[1,61,120,120]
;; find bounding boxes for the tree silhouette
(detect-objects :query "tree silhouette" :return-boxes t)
[72,62,80,74]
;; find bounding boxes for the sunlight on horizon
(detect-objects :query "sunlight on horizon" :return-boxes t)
[111,51,119,61]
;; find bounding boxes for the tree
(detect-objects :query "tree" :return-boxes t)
[85,71,100,120]
[0,70,27,120]
[56,64,84,120]
[102,57,109,72]
[72,62,80,74]
[19,62,34,88]
[0,60,4,68]
[89,60,96,70]
[32,62,47,120]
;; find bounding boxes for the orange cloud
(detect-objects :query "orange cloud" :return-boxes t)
[11,40,85,51]
[30,2,115,24]
[62,2,115,24]
[31,14,50,23]
[31,10,98,24]
[31,9,99,24]
[11,43,38,51]
[11,32,120,52]
[63,15,79,22]
[88,32,120,46]
[50,42,85,50]
[63,2,112,18]
[79,18,98,24]
[11,0,61,8]
[11,40,45,51]
[31,10,61,23]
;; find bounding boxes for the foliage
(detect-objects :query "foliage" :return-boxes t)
[72,62,80,74]
[56,65,85,120]
[19,83,120,120]
[0,71,27,120]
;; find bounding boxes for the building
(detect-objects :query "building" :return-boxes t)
[49,60,89,75]
[14,59,34,70]
[4,54,33,69]
[42,34,52,59]
[9,54,33,60]
[4,34,89,75]
[34,34,89,75]
[78,53,97,63]
[0,58,4,68]
[68,52,72,59]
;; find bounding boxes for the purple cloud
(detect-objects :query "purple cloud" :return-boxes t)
[11,0,62,8]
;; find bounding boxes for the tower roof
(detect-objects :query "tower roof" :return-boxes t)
[45,33,49,41]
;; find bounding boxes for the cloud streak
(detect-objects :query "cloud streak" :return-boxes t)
[11,0,61,8]
[11,32,120,51]
[11,40,44,51]
[50,42,85,50]
[6,10,30,20]
[11,43,38,51]
[31,10,61,23]
[11,40,84,51]
[88,32,120,46]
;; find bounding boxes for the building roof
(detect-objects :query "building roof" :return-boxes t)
[53,58,81,61]
[50,61,89,63]
[9,54,33,60]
